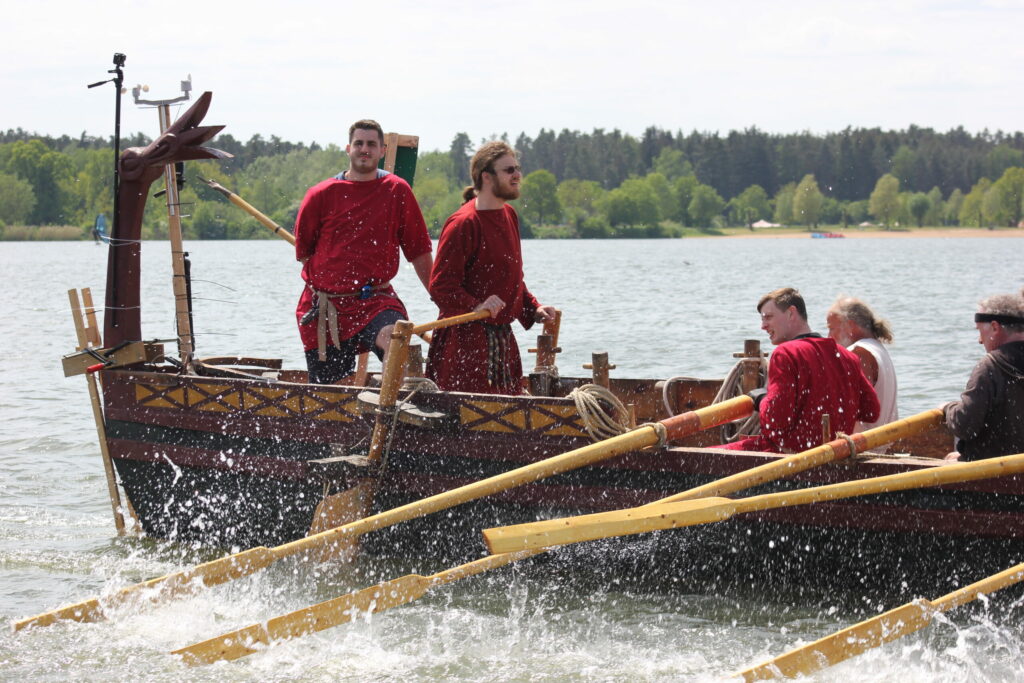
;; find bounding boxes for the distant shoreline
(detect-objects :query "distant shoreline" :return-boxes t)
[2,227,1022,243]
[703,227,1024,240]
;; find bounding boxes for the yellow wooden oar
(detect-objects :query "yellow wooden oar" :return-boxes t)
[736,560,1024,680]
[171,410,941,665]
[484,451,1024,553]
[173,549,543,664]
[13,395,751,632]
[199,176,296,245]
[659,409,943,504]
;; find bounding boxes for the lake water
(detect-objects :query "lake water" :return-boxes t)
[1,237,1022,681]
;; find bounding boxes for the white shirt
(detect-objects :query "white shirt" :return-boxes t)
[850,337,898,436]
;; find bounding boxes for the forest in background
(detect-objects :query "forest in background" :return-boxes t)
[1,123,1022,240]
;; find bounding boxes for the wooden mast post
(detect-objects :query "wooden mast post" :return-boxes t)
[406,343,425,378]
[528,309,563,395]
[583,351,615,388]
[530,309,562,368]
[134,78,196,371]
[739,339,762,394]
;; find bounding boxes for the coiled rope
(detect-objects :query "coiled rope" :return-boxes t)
[661,356,768,443]
[568,383,634,441]
[568,383,668,447]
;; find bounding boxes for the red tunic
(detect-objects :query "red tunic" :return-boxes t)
[426,201,541,394]
[293,173,431,351]
[720,336,880,453]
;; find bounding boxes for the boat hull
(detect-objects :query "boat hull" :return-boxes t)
[100,365,1024,591]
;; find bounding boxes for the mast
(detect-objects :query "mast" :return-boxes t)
[133,77,196,370]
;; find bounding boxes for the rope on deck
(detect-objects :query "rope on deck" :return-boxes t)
[662,357,768,444]
[569,383,635,442]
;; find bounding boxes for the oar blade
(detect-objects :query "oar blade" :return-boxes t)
[13,546,277,631]
[173,573,431,665]
[12,598,105,631]
[483,497,735,554]
[307,483,374,562]
[738,601,933,681]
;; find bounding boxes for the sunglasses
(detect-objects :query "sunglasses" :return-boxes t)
[489,165,522,175]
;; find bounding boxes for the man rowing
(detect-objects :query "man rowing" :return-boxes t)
[294,119,433,384]
[943,288,1024,461]
[718,287,880,453]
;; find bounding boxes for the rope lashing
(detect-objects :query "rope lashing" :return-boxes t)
[836,431,858,457]
[639,421,668,449]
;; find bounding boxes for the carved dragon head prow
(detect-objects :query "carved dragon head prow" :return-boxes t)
[120,91,231,185]
[104,91,233,347]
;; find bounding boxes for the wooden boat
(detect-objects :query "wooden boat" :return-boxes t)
[65,91,1024,596]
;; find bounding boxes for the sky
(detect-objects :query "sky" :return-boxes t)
[3,0,1023,153]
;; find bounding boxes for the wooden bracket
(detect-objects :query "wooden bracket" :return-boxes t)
[62,341,164,377]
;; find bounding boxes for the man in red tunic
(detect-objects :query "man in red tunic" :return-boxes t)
[718,287,880,453]
[294,119,433,384]
[426,141,556,394]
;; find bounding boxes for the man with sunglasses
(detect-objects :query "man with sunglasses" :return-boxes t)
[426,141,556,394]
[294,119,433,384]
[943,289,1024,461]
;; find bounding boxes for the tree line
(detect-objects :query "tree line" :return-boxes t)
[1,124,1022,240]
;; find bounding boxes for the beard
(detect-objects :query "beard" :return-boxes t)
[350,155,377,173]
[493,178,520,201]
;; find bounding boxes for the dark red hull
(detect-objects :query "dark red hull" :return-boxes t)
[101,367,1024,557]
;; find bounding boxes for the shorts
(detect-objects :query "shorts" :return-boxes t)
[305,309,404,384]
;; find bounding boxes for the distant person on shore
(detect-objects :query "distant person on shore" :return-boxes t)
[294,119,433,384]
[426,141,556,394]
[717,287,879,453]
[942,289,1024,461]
[826,296,899,435]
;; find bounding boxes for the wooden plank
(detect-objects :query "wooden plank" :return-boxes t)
[61,341,162,377]
[81,288,102,348]
[382,132,399,174]
[67,288,127,535]
[198,356,283,369]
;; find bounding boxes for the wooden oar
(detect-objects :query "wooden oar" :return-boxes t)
[173,549,544,664]
[14,391,750,632]
[484,451,1024,553]
[658,409,943,504]
[199,176,296,245]
[736,560,1024,680]
[171,409,941,665]
[171,395,752,665]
